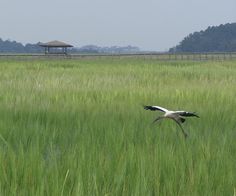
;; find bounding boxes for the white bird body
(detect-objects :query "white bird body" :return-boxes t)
[164,111,175,116]
[144,105,199,138]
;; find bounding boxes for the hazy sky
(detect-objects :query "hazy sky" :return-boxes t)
[0,0,235,51]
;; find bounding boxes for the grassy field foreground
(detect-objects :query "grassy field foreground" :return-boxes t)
[0,59,235,195]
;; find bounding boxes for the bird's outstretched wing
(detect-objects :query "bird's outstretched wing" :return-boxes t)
[144,105,169,113]
[175,111,199,118]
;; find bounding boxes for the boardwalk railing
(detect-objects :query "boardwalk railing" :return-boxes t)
[0,52,236,61]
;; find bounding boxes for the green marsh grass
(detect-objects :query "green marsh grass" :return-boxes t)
[0,59,235,195]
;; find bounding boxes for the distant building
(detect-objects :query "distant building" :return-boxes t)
[39,40,73,55]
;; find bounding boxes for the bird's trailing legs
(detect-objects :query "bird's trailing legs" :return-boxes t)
[172,119,188,139]
[152,116,188,139]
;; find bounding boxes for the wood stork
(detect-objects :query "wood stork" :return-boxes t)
[144,105,199,138]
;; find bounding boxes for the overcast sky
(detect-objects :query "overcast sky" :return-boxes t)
[0,0,235,51]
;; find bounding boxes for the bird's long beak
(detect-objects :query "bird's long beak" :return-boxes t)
[152,116,164,124]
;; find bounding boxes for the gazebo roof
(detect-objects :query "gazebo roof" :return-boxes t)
[39,40,73,47]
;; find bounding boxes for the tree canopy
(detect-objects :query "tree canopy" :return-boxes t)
[169,23,236,52]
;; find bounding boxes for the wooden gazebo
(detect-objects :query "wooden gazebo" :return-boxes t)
[39,40,73,55]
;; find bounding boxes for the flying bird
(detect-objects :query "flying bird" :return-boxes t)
[144,105,199,138]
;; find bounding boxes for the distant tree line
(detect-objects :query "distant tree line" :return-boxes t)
[75,45,140,54]
[0,39,44,53]
[0,39,140,54]
[169,23,236,53]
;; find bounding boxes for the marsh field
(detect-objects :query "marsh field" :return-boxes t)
[0,58,235,195]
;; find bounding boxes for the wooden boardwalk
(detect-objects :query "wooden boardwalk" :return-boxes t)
[0,52,236,61]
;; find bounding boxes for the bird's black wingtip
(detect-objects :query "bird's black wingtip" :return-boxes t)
[193,112,200,118]
[144,105,151,110]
